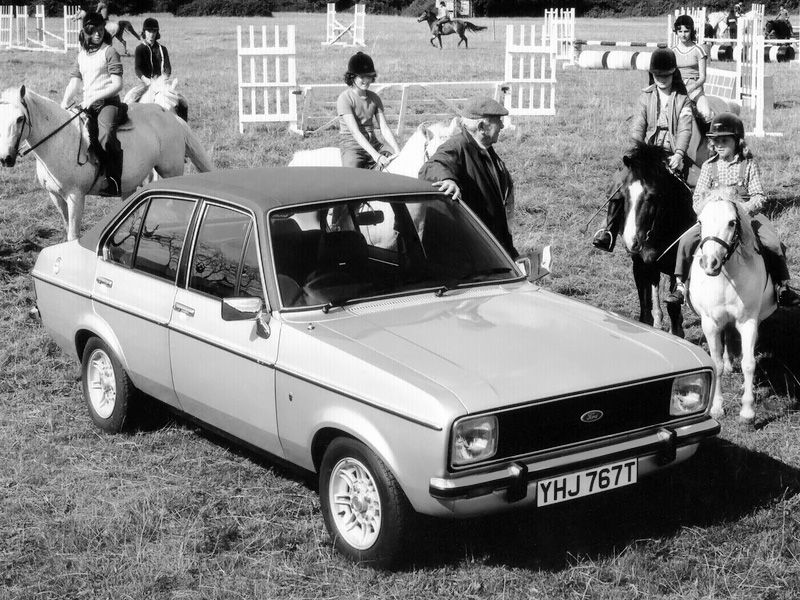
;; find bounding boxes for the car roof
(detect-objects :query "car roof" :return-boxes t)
[79,167,440,249]
[141,167,437,211]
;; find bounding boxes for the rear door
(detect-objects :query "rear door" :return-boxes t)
[169,202,282,456]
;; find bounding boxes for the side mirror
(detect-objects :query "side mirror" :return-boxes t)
[222,296,272,338]
[516,245,552,282]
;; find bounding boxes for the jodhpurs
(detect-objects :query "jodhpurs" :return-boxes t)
[86,97,125,184]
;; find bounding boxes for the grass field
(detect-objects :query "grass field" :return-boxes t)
[2,11,800,599]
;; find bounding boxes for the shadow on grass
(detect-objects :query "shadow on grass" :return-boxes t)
[407,437,800,570]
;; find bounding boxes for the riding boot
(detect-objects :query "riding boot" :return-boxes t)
[98,133,123,198]
[665,280,686,305]
[592,197,624,252]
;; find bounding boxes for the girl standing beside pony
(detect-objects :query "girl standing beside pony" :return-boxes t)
[61,11,124,197]
[671,15,713,125]
[593,48,704,251]
[665,112,800,307]
[337,52,401,170]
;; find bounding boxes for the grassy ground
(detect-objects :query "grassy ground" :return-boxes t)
[2,12,800,599]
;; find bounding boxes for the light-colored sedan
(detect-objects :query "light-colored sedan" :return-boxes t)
[32,167,719,567]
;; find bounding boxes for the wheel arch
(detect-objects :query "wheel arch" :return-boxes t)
[74,320,128,369]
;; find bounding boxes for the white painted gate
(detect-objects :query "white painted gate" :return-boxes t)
[504,25,557,117]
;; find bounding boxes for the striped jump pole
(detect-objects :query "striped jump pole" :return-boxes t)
[571,40,667,70]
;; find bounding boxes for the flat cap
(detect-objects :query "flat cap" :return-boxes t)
[462,96,509,119]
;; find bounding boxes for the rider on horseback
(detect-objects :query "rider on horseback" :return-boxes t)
[665,113,800,307]
[124,18,172,104]
[61,11,125,197]
[337,52,401,170]
[594,49,702,252]
[434,1,452,35]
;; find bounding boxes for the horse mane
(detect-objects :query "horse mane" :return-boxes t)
[623,142,672,186]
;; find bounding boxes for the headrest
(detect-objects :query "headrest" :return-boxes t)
[316,231,368,269]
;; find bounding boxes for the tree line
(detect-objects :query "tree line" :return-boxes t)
[32,0,798,18]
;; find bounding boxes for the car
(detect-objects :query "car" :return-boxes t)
[31,167,720,567]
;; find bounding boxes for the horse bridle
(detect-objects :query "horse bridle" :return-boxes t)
[0,98,31,160]
[698,200,742,267]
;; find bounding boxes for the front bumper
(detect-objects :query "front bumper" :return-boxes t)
[428,417,719,514]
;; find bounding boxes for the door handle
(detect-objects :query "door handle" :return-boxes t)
[173,302,195,317]
[96,276,113,288]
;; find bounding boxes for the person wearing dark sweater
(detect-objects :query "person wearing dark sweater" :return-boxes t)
[124,18,172,104]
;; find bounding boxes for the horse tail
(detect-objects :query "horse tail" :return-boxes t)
[122,21,140,39]
[464,22,487,32]
[177,117,214,172]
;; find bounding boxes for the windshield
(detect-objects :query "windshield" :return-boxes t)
[269,194,520,309]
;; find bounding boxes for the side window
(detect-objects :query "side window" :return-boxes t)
[238,228,264,301]
[105,200,148,267]
[133,197,196,282]
[189,205,254,300]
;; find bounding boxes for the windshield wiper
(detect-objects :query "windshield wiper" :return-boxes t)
[321,297,352,313]
[434,268,517,297]
[461,267,516,281]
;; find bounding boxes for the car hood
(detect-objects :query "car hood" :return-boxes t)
[310,284,711,414]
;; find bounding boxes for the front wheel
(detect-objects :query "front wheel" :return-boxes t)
[319,437,415,567]
[81,337,135,433]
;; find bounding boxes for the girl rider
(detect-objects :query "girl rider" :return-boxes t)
[124,18,172,104]
[61,11,124,197]
[337,52,400,170]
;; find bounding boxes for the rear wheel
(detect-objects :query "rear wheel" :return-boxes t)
[81,337,134,433]
[319,437,415,567]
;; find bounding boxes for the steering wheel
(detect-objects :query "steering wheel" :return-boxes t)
[303,270,357,291]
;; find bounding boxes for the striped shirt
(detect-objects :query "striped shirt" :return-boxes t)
[672,43,707,82]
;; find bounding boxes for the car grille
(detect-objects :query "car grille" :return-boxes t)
[493,378,675,461]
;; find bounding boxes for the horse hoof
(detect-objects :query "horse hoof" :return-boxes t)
[737,414,755,426]
[710,407,724,420]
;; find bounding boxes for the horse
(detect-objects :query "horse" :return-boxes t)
[127,76,189,122]
[689,188,777,423]
[0,86,213,241]
[104,20,140,56]
[288,117,459,176]
[614,142,697,337]
[290,118,459,248]
[765,19,794,39]
[416,9,487,49]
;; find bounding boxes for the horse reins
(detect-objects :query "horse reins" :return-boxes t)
[581,181,623,234]
[17,98,86,158]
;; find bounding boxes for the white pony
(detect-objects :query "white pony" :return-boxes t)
[0,86,213,240]
[289,118,459,248]
[125,76,188,122]
[707,11,731,38]
[288,117,459,177]
[689,188,777,423]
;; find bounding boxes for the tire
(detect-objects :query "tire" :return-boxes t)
[80,337,134,433]
[319,437,415,568]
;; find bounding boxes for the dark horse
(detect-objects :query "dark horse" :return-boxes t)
[765,19,794,39]
[610,143,697,337]
[417,9,487,49]
[105,20,140,56]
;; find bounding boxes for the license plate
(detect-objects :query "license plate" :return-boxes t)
[536,459,638,507]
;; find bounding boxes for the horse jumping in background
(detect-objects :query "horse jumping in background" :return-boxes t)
[765,19,794,39]
[104,20,140,56]
[417,9,487,49]
[0,86,213,240]
[689,189,777,423]
[613,143,697,337]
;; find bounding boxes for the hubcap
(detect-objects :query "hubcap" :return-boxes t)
[329,457,381,550]
[86,349,116,419]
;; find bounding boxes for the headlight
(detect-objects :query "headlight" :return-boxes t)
[451,415,498,467]
[670,372,711,416]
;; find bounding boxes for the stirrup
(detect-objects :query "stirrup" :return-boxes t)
[98,177,120,198]
[592,228,615,252]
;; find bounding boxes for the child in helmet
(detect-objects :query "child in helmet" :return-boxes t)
[124,18,172,104]
[665,112,800,307]
[337,52,401,170]
[671,15,713,125]
[61,11,124,197]
[593,48,703,251]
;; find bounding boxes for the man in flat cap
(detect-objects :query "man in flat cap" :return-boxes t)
[419,96,518,258]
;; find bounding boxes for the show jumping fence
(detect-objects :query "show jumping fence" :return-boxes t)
[445,0,472,18]
[237,24,558,135]
[0,4,80,52]
[322,2,365,47]
[543,7,574,63]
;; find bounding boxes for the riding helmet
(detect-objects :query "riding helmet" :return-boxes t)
[347,52,376,76]
[141,17,160,39]
[707,112,745,139]
[82,11,105,31]
[648,48,677,76]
